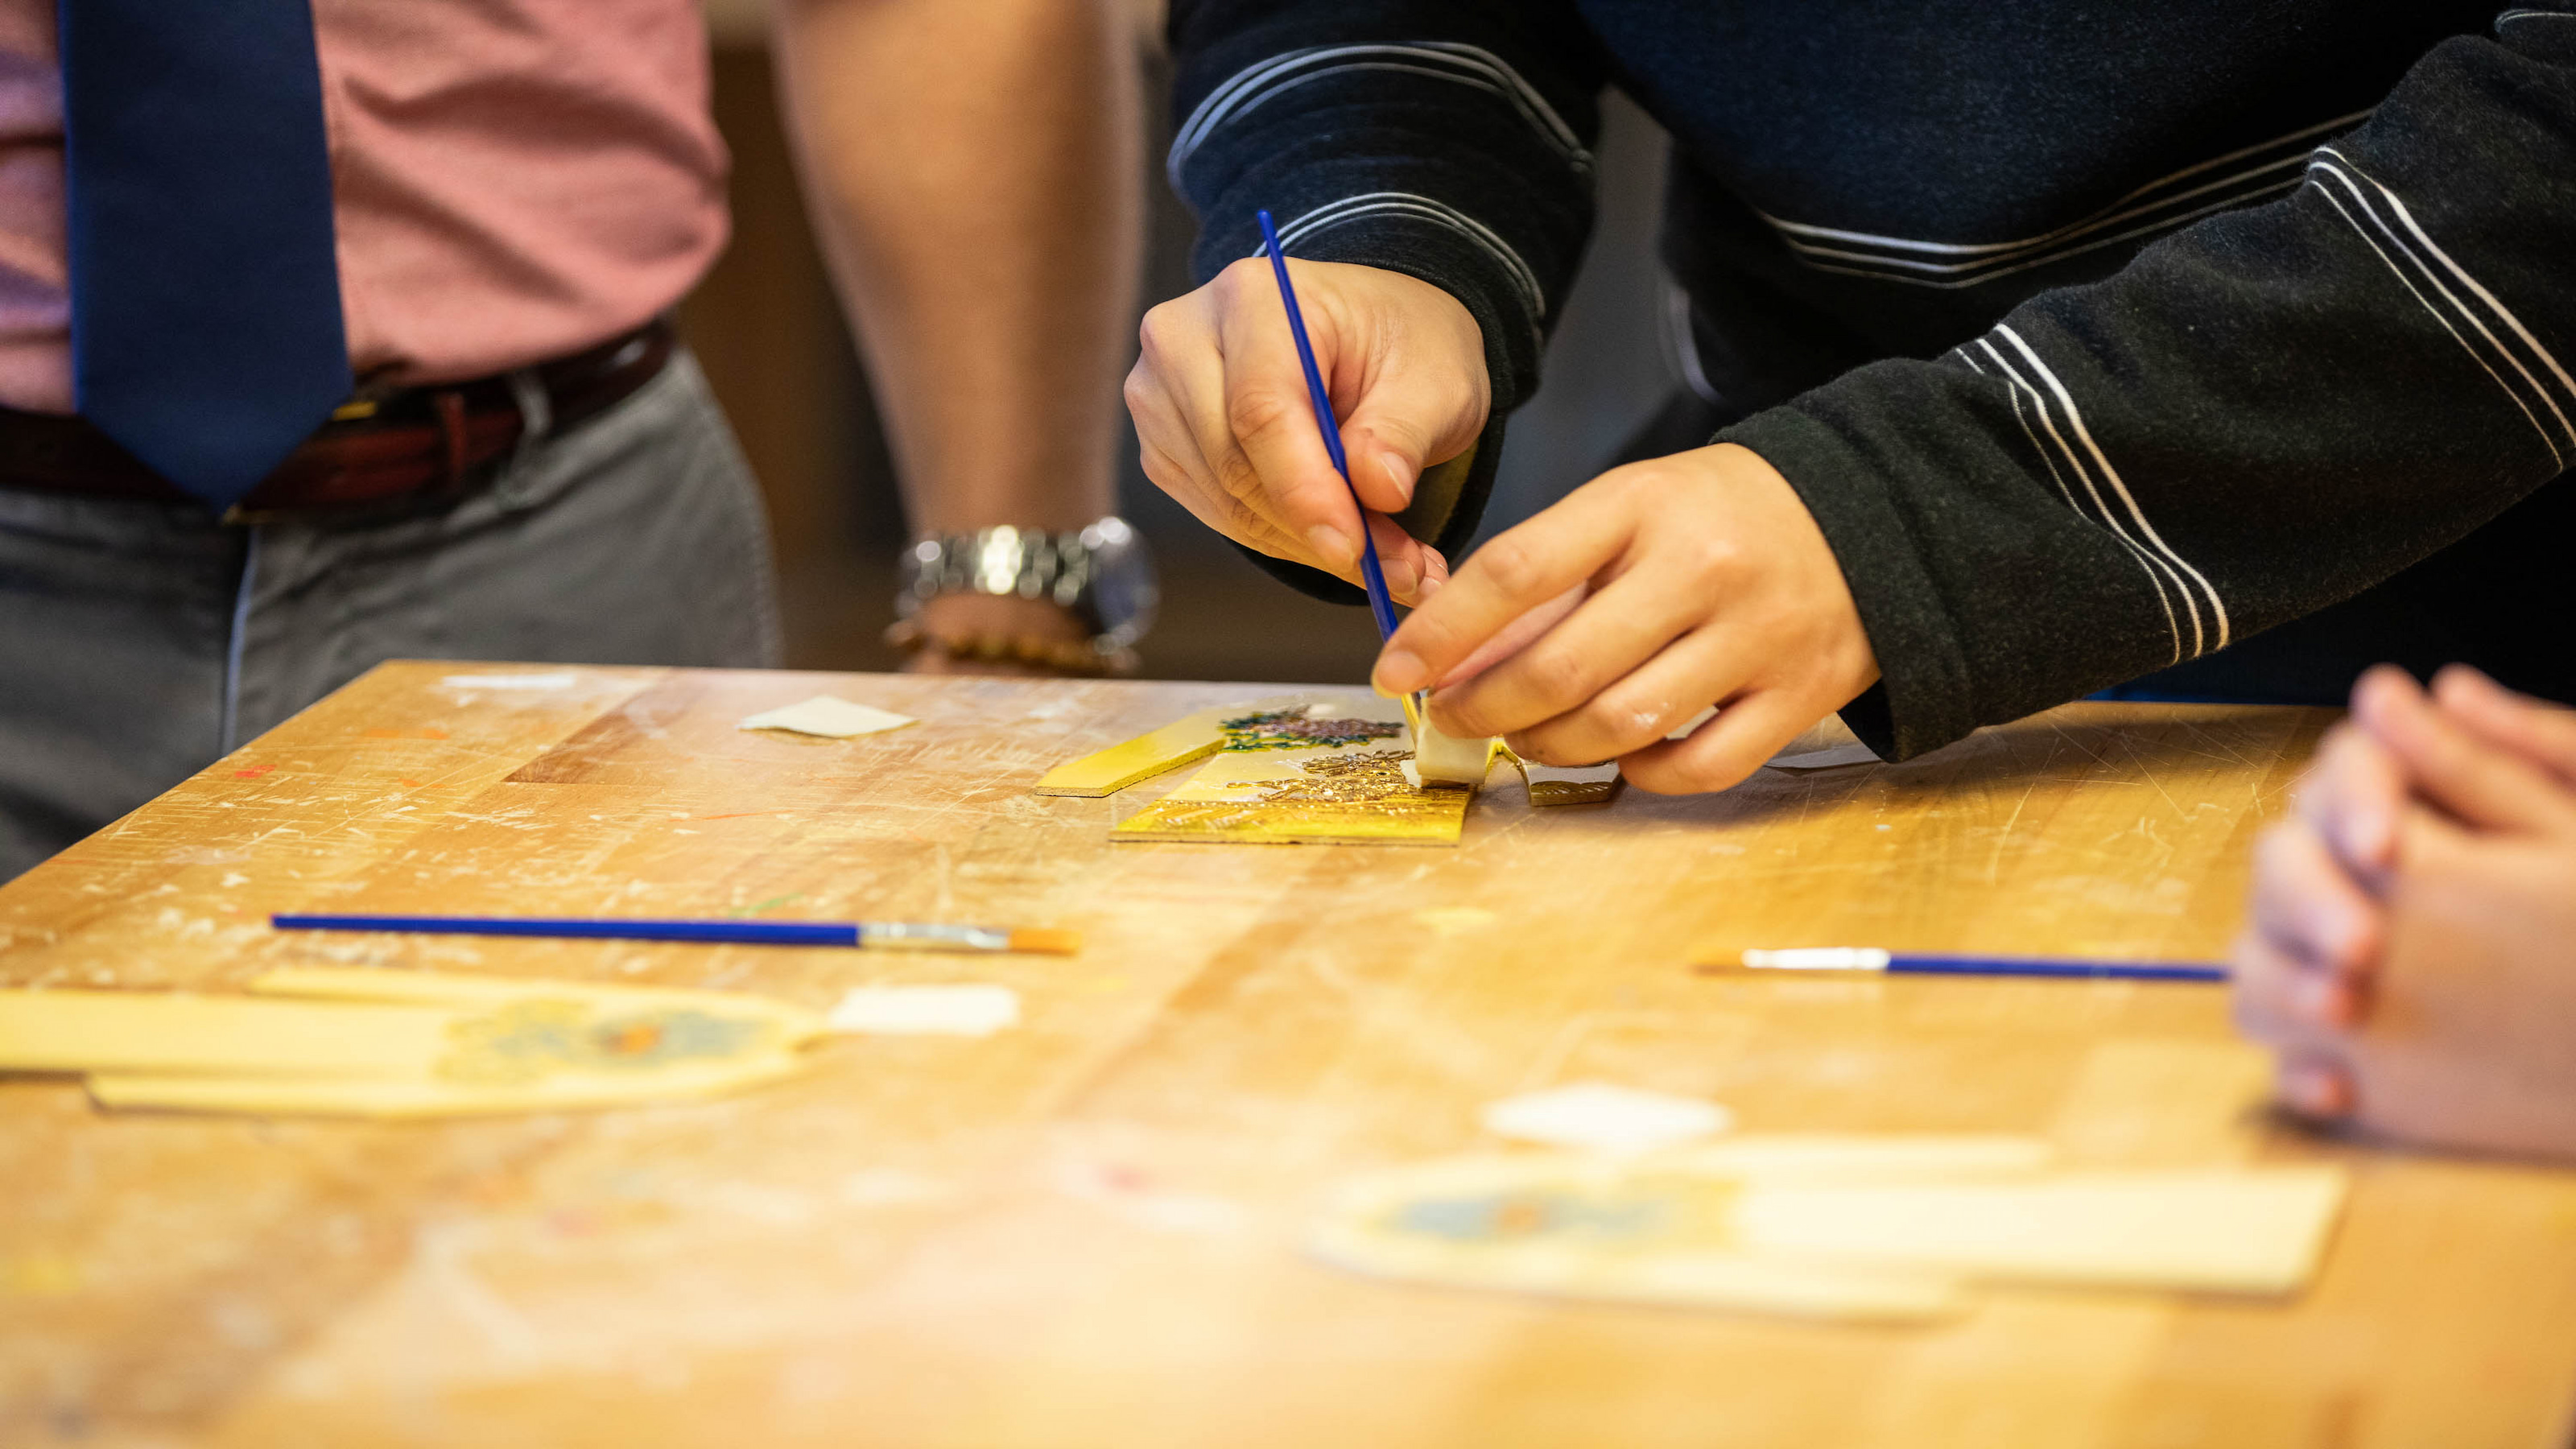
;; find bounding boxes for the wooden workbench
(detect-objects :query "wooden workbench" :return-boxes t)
[5,663,2574,1448]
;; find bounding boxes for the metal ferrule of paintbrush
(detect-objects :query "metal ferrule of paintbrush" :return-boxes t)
[858,922,1080,955]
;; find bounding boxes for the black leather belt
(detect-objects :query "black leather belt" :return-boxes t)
[0,317,677,521]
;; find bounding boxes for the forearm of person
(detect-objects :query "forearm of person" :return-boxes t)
[772,0,1141,538]
[1169,0,1608,597]
[1719,17,2576,762]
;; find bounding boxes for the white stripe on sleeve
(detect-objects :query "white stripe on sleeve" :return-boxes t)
[1171,43,1590,189]
[1992,325,2231,654]
[1259,192,1547,323]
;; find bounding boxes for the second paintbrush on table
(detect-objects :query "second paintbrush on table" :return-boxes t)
[272,913,1080,956]
[1720,947,2227,984]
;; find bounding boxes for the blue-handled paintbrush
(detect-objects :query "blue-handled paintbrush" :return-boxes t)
[1257,206,1459,761]
[1257,208,1403,642]
[1731,947,2226,984]
[272,913,1080,955]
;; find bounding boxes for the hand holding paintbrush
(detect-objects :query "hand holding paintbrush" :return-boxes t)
[1255,211,1495,787]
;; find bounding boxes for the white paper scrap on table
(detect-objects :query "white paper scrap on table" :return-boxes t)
[827,985,1019,1037]
[1481,1082,1734,1154]
[1664,707,1877,770]
[1767,716,1882,770]
[440,671,578,691]
[738,696,918,738]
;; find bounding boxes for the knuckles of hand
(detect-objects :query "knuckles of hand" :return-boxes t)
[1468,533,1550,602]
[1134,439,1183,493]
[1211,257,1288,321]
[1515,647,1601,720]
[1120,365,1159,412]
[1210,453,1282,526]
[1623,749,1732,795]
[1135,299,1189,361]
[1222,387,1307,456]
[1666,533,1752,590]
[1209,482,1286,551]
[1583,690,1670,753]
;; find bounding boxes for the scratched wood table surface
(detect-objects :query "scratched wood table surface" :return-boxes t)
[6,662,2576,1448]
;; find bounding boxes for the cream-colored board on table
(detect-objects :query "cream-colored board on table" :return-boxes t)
[85,1052,816,1119]
[1309,1135,2348,1322]
[246,966,811,1015]
[0,990,456,1076]
[1311,1224,1969,1323]
[1736,1167,2351,1294]
[1661,1133,2052,1181]
[0,968,828,1119]
[1309,1143,1983,1323]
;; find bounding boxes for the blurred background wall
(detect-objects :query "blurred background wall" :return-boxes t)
[682,5,1682,684]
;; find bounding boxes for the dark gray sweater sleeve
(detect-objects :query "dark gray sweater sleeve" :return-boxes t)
[1166,0,1610,602]
[1724,14,2576,758]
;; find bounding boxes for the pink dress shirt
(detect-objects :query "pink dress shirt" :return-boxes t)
[0,0,729,415]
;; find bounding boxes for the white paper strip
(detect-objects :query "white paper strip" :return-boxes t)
[739,696,917,738]
[1480,1081,1733,1153]
[1766,716,1881,770]
[827,985,1019,1037]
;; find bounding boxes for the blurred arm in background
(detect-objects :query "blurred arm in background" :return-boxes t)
[772,0,1145,671]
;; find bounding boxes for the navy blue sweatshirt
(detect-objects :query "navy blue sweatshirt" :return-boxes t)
[1164,2,2576,760]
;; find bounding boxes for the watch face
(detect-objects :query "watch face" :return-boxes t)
[1082,518,1159,644]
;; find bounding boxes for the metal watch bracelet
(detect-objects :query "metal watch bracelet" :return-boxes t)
[894,517,1158,664]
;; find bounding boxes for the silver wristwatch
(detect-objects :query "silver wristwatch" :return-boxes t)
[896,516,1158,660]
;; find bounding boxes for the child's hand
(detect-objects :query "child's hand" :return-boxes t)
[1370,442,1878,795]
[2235,667,2576,1159]
[2232,720,2401,1071]
[2244,807,2576,1160]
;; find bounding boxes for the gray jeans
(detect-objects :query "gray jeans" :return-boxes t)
[0,349,782,881]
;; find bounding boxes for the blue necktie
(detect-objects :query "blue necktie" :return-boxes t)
[60,0,352,510]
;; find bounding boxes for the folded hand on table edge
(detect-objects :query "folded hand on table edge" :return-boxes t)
[2234,663,2576,1162]
[1124,256,1881,795]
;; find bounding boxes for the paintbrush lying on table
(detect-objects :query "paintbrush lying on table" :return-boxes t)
[272,913,1080,956]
